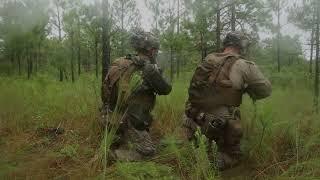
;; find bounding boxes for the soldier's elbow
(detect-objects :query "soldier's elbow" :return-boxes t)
[247,82,272,100]
[255,85,272,100]
[157,84,172,95]
[265,85,272,97]
[263,81,272,98]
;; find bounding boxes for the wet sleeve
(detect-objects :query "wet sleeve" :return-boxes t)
[142,64,172,95]
[243,62,272,100]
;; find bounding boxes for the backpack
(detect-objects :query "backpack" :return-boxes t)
[187,53,243,112]
[102,56,142,111]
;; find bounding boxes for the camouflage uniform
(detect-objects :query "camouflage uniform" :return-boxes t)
[101,29,172,161]
[183,32,272,170]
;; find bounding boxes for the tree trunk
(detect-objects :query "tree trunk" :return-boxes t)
[77,18,81,76]
[176,0,180,78]
[10,52,14,75]
[18,53,21,76]
[34,50,38,74]
[204,47,207,58]
[95,36,99,78]
[155,0,160,31]
[101,0,111,85]
[27,48,31,79]
[59,68,63,82]
[200,32,205,61]
[71,31,75,83]
[36,42,41,73]
[310,19,315,74]
[170,46,174,82]
[216,0,221,51]
[315,0,320,113]
[64,68,68,81]
[56,2,62,42]
[86,45,91,71]
[77,45,81,76]
[30,52,33,75]
[177,0,180,34]
[10,52,14,64]
[121,0,125,56]
[231,2,236,31]
[277,0,281,72]
[56,1,63,81]
[27,62,31,79]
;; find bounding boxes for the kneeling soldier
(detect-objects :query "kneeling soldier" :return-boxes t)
[101,28,172,161]
[183,32,272,170]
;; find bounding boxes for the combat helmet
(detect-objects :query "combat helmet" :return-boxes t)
[130,28,160,53]
[222,31,250,50]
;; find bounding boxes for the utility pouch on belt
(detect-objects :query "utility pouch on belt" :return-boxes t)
[201,114,226,139]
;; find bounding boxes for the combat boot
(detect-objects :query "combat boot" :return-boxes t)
[127,124,156,156]
[216,152,241,171]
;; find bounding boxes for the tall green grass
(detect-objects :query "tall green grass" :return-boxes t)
[0,65,320,179]
[0,74,100,134]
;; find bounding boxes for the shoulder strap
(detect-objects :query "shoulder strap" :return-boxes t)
[102,57,139,110]
[208,55,239,84]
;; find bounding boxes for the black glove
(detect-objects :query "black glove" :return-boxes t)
[142,64,172,95]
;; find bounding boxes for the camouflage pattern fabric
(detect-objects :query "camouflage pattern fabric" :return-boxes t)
[101,53,171,161]
[184,52,271,170]
[112,119,156,161]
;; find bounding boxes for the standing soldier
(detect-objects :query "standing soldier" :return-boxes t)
[182,32,272,170]
[101,28,172,161]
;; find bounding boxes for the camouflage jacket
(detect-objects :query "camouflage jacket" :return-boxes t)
[186,52,271,118]
[102,54,172,130]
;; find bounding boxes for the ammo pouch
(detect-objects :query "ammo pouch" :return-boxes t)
[202,114,227,140]
[201,107,240,140]
[126,103,153,131]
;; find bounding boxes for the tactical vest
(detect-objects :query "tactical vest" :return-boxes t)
[102,55,158,130]
[188,53,243,113]
[102,56,141,111]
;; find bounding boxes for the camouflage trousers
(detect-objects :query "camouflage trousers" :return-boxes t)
[182,112,243,170]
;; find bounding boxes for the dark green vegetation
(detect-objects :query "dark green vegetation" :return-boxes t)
[1,0,320,179]
[0,65,320,179]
